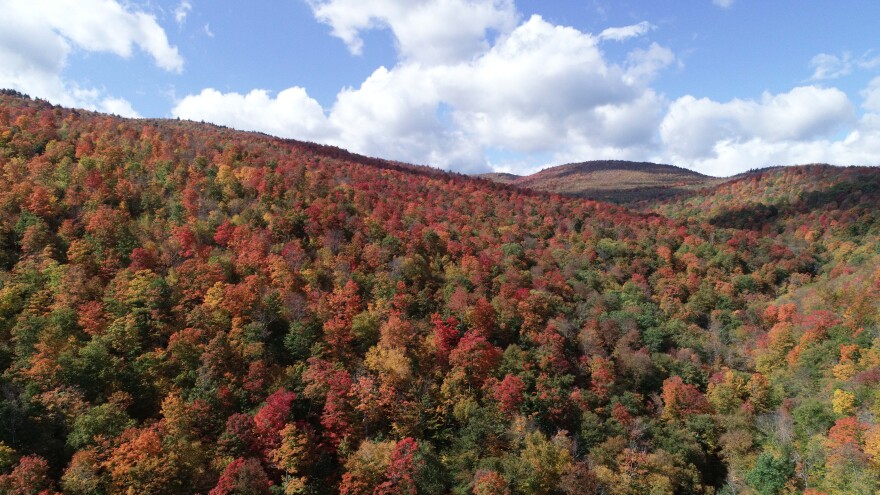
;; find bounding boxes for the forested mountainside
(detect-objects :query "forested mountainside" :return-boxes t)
[0,92,878,495]
[478,161,722,204]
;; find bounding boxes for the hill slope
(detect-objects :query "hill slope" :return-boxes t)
[0,92,879,495]
[478,160,723,203]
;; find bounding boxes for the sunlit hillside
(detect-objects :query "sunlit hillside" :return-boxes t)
[0,92,879,495]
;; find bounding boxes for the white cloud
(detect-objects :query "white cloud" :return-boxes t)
[810,50,880,80]
[0,6,69,100]
[100,96,141,118]
[663,125,880,177]
[174,1,192,27]
[862,76,880,112]
[441,16,671,156]
[809,53,852,80]
[171,2,879,178]
[4,0,876,178]
[173,14,675,173]
[33,0,184,73]
[591,90,667,148]
[305,0,518,64]
[661,86,854,159]
[599,21,654,42]
[443,16,625,149]
[859,52,880,70]
[712,0,734,8]
[624,42,675,84]
[657,86,878,176]
[0,0,182,115]
[548,93,669,170]
[173,88,332,142]
[327,65,486,170]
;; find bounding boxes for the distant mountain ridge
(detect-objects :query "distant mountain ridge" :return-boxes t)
[478,160,724,203]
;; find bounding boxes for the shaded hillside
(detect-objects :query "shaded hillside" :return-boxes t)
[479,160,723,203]
[651,164,880,231]
[0,92,879,495]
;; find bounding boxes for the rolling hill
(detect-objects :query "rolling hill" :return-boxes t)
[478,160,724,203]
[0,91,879,495]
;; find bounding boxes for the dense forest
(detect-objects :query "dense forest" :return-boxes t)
[0,91,878,494]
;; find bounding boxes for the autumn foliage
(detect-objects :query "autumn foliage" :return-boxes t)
[0,91,879,493]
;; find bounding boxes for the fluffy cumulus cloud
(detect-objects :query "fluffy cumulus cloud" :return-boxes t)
[330,15,669,170]
[170,0,879,176]
[0,0,183,116]
[440,17,670,163]
[655,85,880,176]
[661,86,855,159]
[174,88,332,142]
[306,0,518,65]
[327,65,486,170]
[173,3,673,173]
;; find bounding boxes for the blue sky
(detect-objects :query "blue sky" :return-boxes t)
[3,0,880,176]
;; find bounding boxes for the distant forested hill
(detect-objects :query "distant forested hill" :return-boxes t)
[478,160,723,203]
